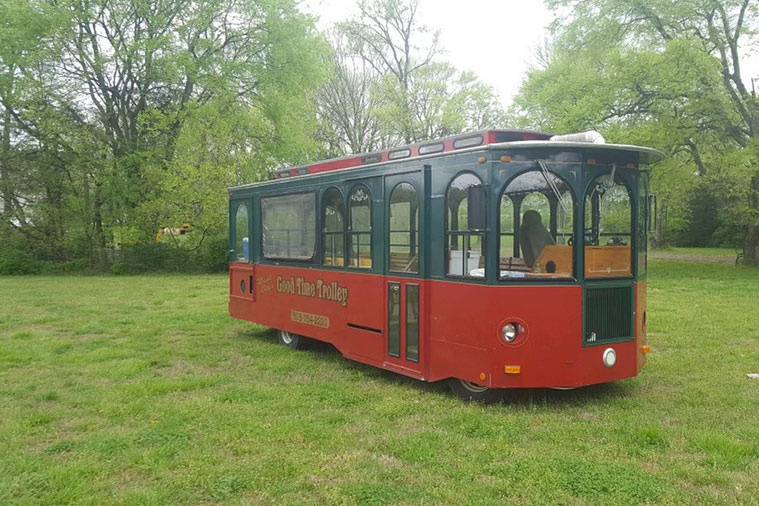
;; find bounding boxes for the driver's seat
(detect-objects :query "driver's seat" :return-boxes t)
[520,210,555,267]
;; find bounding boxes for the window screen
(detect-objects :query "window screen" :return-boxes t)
[262,193,316,260]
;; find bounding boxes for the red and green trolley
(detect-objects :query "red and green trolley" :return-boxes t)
[228,129,662,401]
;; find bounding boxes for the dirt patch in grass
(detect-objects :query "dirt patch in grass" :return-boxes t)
[650,248,736,264]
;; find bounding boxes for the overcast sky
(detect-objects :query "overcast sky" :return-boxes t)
[302,0,552,104]
[302,0,759,108]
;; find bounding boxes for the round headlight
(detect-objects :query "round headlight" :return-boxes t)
[602,348,617,368]
[502,323,518,343]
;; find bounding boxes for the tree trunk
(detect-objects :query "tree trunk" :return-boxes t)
[743,176,759,266]
[1,105,11,219]
[653,199,668,248]
[745,225,759,265]
[92,179,107,266]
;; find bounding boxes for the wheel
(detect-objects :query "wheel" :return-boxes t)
[448,379,503,403]
[278,329,303,350]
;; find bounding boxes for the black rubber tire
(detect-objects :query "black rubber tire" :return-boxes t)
[447,379,503,403]
[278,329,303,350]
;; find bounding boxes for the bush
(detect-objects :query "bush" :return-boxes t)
[675,176,744,249]
[0,247,41,275]
[192,234,229,273]
[0,221,229,275]
[108,237,228,275]
[0,231,42,275]
[110,243,193,274]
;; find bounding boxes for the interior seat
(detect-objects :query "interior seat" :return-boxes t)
[519,210,555,267]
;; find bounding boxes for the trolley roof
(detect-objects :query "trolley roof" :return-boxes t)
[229,129,664,192]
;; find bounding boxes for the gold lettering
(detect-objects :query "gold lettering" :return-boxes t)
[290,310,330,329]
[276,276,349,307]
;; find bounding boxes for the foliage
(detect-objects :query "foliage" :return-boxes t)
[513,0,759,260]
[1,260,758,502]
[0,0,327,272]
[376,62,508,142]
[1,0,511,271]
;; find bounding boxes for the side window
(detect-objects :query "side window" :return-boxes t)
[500,170,574,279]
[349,185,372,269]
[233,202,250,262]
[261,193,316,260]
[389,183,419,273]
[584,173,632,278]
[322,187,345,266]
[446,172,486,278]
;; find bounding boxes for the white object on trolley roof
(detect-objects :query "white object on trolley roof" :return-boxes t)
[550,130,606,144]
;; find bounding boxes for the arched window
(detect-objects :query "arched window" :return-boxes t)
[234,202,249,262]
[585,173,632,278]
[389,183,418,273]
[500,170,574,279]
[349,185,372,269]
[322,187,345,266]
[446,173,486,278]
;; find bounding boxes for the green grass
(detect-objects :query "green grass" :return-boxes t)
[1,260,757,504]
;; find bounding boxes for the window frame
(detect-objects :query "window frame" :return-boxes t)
[260,191,318,263]
[387,181,420,275]
[497,167,577,282]
[347,183,373,270]
[231,199,251,263]
[444,171,488,280]
[582,170,635,280]
[321,186,347,267]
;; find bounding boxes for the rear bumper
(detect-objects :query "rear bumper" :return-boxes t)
[432,337,645,390]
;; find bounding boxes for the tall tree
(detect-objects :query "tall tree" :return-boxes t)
[316,35,384,155]
[378,62,507,140]
[545,0,758,149]
[515,0,759,263]
[338,0,439,144]
[0,0,327,270]
[334,0,506,149]
[0,0,61,221]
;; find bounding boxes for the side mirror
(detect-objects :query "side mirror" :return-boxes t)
[467,185,487,230]
[647,195,657,233]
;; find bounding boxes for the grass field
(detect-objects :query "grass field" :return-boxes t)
[1,256,758,504]
[649,247,738,265]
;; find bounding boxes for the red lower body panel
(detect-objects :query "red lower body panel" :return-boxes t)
[229,263,645,389]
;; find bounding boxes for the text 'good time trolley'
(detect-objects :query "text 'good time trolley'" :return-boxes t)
[228,129,662,401]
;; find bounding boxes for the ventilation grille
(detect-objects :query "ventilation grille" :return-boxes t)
[584,286,633,343]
